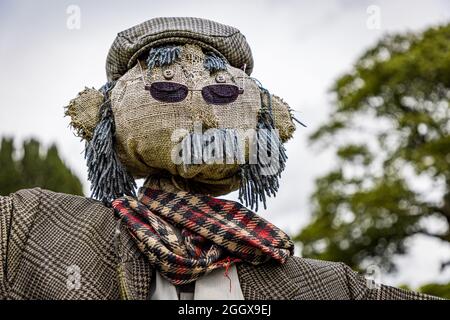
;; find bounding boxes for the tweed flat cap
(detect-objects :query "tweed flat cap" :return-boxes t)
[106,17,254,81]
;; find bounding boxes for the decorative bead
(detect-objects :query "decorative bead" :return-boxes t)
[163,69,174,80]
[215,74,226,83]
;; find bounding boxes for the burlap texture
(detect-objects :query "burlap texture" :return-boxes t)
[66,44,296,195]
[110,45,255,190]
[272,95,296,143]
[65,87,103,140]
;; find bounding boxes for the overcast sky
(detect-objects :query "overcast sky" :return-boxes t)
[1,0,449,288]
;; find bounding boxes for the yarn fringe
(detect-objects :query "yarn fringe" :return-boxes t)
[238,82,288,211]
[85,82,136,205]
[204,52,228,73]
[146,45,181,70]
[146,46,227,74]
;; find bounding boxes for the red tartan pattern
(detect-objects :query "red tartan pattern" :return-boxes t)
[112,188,294,285]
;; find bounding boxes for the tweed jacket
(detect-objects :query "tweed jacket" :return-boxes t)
[0,188,436,300]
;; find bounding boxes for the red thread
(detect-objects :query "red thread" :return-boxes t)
[224,257,232,293]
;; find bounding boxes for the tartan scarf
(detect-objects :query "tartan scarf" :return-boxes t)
[112,187,294,285]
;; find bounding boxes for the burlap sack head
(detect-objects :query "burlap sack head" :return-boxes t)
[66,44,296,203]
[66,17,302,209]
[106,44,292,194]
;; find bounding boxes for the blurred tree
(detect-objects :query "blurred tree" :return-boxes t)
[418,282,450,299]
[295,24,450,292]
[0,138,22,193]
[0,137,83,196]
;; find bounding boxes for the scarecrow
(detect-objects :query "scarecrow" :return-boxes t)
[0,17,437,300]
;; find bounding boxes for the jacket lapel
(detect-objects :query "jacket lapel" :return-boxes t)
[115,218,153,300]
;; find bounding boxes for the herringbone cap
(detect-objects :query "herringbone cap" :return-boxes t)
[106,17,254,82]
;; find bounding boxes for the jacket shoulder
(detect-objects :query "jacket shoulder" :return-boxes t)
[238,256,440,300]
[10,187,112,220]
[237,256,352,300]
[4,188,118,299]
[282,256,353,299]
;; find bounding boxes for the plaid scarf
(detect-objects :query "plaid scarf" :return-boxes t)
[112,187,294,285]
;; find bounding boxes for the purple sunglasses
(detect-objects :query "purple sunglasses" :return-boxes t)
[139,61,244,105]
[146,82,243,104]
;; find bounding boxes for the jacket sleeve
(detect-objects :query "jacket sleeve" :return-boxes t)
[342,263,441,300]
[0,194,13,298]
[0,188,42,299]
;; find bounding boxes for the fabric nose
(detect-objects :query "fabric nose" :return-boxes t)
[187,90,218,129]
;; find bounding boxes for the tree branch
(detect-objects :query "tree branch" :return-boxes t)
[440,260,450,271]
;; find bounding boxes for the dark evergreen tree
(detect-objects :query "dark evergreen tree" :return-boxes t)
[0,137,83,196]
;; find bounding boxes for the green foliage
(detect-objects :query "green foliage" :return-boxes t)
[296,23,450,284]
[418,282,450,299]
[0,137,83,196]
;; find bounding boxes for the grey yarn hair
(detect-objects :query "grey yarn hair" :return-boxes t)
[203,51,228,73]
[146,45,228,73]
[85,82,136,205]
[238,81,288,211]
[146,45,181,70]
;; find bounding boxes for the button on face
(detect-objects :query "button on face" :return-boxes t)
[215,74,226,83]
[163,69,174,79]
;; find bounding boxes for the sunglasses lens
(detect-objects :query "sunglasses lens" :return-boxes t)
[201,84,240,105]
[146,82,188,103]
